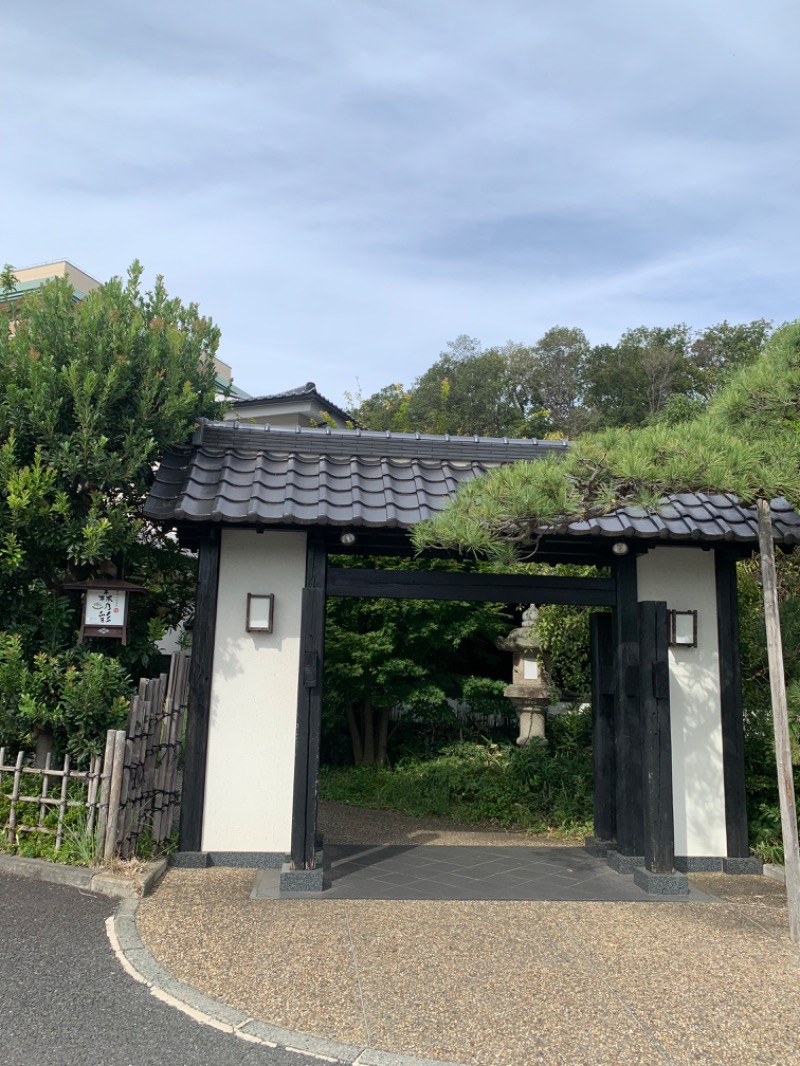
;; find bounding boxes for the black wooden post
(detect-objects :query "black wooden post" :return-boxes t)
[179,530,221,852]
[290,534,328,870]
[612,551,644,856]
[590,612,616,844]
[639,600,675,873]
[715,550,750,857]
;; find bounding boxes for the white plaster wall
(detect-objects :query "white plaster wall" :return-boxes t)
[636,547,727,857]
[202,530,307,853]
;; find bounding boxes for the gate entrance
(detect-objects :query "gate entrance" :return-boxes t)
[144,418,762,886]
[292,544,682,895]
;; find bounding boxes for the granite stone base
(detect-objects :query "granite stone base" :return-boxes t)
[674,856,724,873]
[170,851,286,869]
[279,862,324,895]
[633,867,690,895]
[606,850,645,875]
[584,837,613,858]
[723,855,763,875]
[209,851,285,868]
[170,852,210,868]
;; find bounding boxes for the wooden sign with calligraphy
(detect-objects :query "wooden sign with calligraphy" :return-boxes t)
[63,579,145,646]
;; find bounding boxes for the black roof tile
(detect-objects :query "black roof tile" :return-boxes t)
[143,421,800,545]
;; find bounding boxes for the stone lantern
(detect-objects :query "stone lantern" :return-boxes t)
[497,605,552,746]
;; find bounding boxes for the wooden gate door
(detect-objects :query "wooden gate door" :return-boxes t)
[589,612,616,845]
[638,600,676,874]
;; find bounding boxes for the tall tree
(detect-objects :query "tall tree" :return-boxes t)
[347,383,412,433]
[535,326,590,437]
[404,336,520,437]
[0,263,225,757]
[689,319,772,399]
[583,325,699,428]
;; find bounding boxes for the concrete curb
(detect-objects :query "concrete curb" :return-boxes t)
[0,853,169,898]
[108,894,471,1066]
[2,853,468,1062]
[763,863,786,885]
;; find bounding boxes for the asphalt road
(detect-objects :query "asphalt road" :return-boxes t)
[0,873,347,1066]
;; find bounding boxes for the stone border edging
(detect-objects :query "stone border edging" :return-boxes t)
[763,863,786,884]
[0,853,168,898]
[109,894,471,1066]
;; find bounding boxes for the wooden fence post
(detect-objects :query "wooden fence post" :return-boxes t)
[757,498,800,942]
[7,750,24,843]
[103,730,127,863]
[86,754,101,838]
[96,730,116,852]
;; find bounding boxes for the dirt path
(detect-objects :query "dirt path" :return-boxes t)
[318,799,576,846]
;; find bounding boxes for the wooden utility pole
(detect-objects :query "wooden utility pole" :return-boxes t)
[757,498,800,942]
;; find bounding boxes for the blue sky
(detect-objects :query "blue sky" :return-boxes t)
[3,1,799,402]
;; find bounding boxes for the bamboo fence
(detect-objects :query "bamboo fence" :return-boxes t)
[0,748,103,851]
[0,651,190,862]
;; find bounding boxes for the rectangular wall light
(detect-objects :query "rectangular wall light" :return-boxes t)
[668,608,698,648]
[246,593,274,633]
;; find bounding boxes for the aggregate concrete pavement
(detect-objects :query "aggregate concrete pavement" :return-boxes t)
[6,803,800,1066]
[0,872,351,1066]
[134,804,800,1066]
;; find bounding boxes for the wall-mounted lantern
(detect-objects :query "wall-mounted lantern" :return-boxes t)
[63,579,146,646]
[246,593,274,633]
[668,609,698,648]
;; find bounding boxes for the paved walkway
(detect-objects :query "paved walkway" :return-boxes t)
[135,803,800,1066]
[253,843,716,901]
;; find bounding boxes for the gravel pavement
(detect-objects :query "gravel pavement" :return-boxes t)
[134,803,800,1066]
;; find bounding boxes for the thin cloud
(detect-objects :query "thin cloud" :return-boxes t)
[1,0,798,399]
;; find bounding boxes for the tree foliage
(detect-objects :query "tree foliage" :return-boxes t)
[323,556,510,767]
[0,263,225,755]
[412,322,800,557]
[350,319,770,440]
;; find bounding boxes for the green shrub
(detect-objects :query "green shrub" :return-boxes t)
[320,707,594,838]
[0,634,131,758]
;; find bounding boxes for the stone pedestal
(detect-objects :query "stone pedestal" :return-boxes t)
[585,837,613,858]
[633,867,689,895]
[503,689,548,745]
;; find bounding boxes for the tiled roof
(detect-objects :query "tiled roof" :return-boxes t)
[230,381,351,421]
[144,421,567,528]
[143,420,800,544]
[233,382,322,403]
[568,494,800,544]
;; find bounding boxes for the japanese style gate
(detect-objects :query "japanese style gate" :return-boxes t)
[145,420,798,890]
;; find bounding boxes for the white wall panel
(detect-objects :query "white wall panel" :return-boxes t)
[637,547,727,857]
[202,530,306,853]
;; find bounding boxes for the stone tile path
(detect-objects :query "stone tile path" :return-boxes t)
[277,843,714,901]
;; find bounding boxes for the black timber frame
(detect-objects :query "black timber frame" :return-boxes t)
[639,600,676,872]
[612,551,645,856]
[327,568,616,606]
[290,534,328,870]
[289,559,617,870]
[715,550,750,857]
[175,523,753,870]
[179,530,221,851]
[590,612,616,843]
